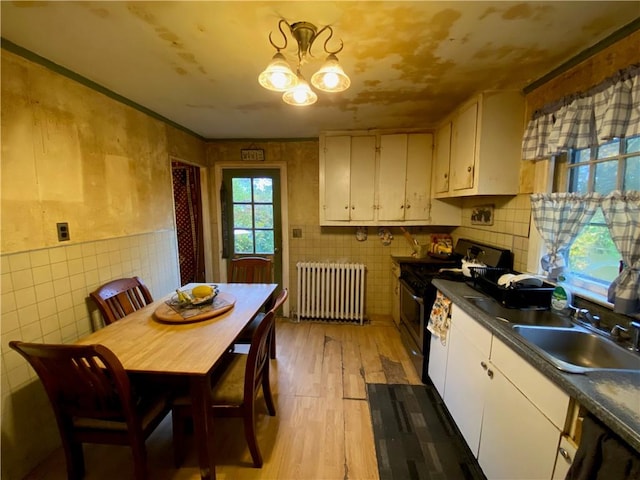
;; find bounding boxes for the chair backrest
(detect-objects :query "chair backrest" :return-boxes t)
[9,341,137,427]
[229,257,273,283]
[268,288,288,316]
[90,276,153,325]
[244,310,275,401]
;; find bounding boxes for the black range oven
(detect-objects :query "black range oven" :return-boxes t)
[398,261,459,381]
[397,239,513,382]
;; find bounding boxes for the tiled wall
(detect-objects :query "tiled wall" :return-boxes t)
[454,194,532,272]
[288,224,456,319]
[1,230,180,480]
[286,194,532,321]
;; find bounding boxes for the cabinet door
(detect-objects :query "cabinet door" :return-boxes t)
[378,134,408,221]
[443,307,491,456]
[553,436,577,480]
[433,122,451,194]
[428,331,450,398]
[479,365,561,480]
[404,133,433,221]
[349,136,376,221]
[450,101,477,191]
[322,136,351,221]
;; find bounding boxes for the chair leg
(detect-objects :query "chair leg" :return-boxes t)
[60,432,85,480]
[172,408,187,468]
[130,436,149,480]
[243,403,263,468]
[262,373,276,416]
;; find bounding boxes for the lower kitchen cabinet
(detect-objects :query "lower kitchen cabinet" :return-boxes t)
[552,435,578,479]
[438,303,570,479]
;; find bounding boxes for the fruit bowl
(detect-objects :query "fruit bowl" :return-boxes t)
[171,285,218,307]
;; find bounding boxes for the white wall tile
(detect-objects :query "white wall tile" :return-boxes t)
[8,253,31,272]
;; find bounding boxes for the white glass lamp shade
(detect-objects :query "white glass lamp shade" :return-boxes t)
[282,76,318,106]
[258,52,298,92]
[311,53,351,93]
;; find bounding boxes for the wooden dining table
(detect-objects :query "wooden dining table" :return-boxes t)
[76,282,278,480]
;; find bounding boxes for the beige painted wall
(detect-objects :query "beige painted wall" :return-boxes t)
[0,49,205,480]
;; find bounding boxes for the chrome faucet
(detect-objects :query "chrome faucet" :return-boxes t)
[573,308,601,328]
[630,321,640,352]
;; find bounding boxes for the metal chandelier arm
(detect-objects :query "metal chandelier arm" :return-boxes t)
[268,19,289,52]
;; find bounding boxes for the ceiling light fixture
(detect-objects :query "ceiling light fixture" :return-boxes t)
[258,19,351,106]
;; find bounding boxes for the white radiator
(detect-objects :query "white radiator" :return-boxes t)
[296,262,366,324]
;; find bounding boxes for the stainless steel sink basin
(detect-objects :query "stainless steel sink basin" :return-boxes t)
[464,296,573,327]
[512,325,640,373]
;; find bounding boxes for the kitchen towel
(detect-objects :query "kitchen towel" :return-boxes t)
[427,291,452,344]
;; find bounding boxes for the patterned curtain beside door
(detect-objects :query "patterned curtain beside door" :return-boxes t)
[172,161,205,284]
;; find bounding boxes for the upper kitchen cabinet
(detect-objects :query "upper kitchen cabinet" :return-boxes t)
[433,91,525,198]
[320,131,461,226]
[320,134,376,222]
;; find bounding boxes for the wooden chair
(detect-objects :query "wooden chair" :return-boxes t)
[228,256,273,283]
[9,341,172,480]
[172,309,277,468]
[236,288,288,359]
[90,276,153,325]
[229,256,278,357]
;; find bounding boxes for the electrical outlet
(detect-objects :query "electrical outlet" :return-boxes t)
[292,228,302,238]
[56,222,70,242]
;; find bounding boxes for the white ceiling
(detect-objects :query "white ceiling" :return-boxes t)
[2,1,638,139]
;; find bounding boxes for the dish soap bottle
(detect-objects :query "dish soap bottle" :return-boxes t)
[551,274,573,312]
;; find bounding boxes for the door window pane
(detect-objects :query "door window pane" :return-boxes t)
[596,139,620,159]
[593,161,617,194]
[254,204,273,228]
[255,231,274,254]
[253,178,273,203]
[233,204,253,228]
[232,178,252,202]
[234,229,254,253]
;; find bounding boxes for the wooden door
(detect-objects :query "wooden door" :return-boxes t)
[377,134,408,221]
[322,136,351,221]
[451,101,478,191]
[404,133,433,221]
[433,122,452,194]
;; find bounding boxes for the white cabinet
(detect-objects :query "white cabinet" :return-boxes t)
[320,131,461,226]
[433,90,525,198]
[443,305,492,454]
[479,336,569,480]
[433,122,451,195]
[321,135,376,222]
[440,302,570,479]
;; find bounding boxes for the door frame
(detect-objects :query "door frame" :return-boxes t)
[169,156,214,283]
[214,162,290,316]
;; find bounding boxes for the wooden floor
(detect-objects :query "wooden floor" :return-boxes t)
[24,316,423,480]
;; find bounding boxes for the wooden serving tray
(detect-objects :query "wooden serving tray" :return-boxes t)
[153,292,236,324]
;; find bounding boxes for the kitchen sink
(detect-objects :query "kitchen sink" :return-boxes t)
[464,295,573,327]
[512,325,640,374]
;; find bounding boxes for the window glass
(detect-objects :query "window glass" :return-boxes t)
[233,204,253,229]
[229,175,275,255]
[234,230,254,253]
[568,164,590,193]
[253,178,273,203]
[255,231,274,254]
[624,156,640,190]
[596,139,619,159]
[563,135,640,295]
[593,161,617,194]
[232,178,252,202]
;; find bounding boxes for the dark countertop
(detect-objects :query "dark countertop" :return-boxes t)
[432,278,640,453]
[391,255,456,265]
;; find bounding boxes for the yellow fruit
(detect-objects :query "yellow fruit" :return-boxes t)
[192,285,213,298]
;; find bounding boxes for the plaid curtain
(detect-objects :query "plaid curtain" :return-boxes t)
[522,66,640,160]
[530,193,601,279]
[600,191,640,314]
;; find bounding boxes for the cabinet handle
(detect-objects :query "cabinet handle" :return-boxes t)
[467,166,472,172]
[352,206,355,210]
[444,173,448,178]
[480,361,487,370]
[558,447,571,461]
[400,205,404,209]
[406,204,411,209]
[487,369,494,379]
[344,206,349,210]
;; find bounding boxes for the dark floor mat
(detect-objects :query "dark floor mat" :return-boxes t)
[367,383,487,480]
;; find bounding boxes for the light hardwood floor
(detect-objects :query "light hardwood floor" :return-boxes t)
[24,316,423,480]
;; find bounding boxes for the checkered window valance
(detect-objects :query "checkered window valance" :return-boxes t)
[522,65,640,160]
